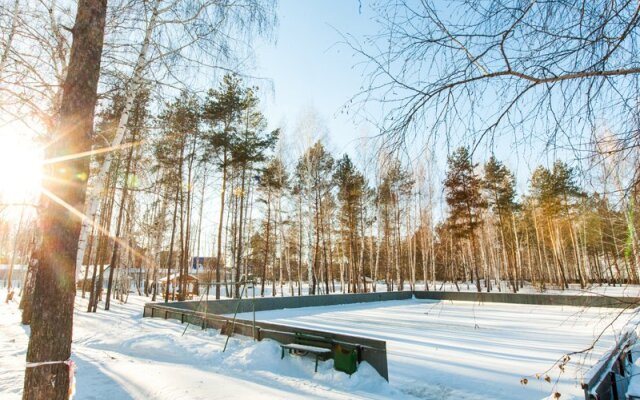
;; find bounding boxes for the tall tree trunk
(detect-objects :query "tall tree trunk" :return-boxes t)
[261,191,271,296]
[88,153,119,312]
[297,193,303,296]
[215,150,227,299]
[20,254,38,324]
[234,167,247,298]
[273,200,280,297]
[80,225,95,298]
[76,0,162,275]
[105,128,136,311]
[320,201,330,294]
[394,203,402,291]
[512,213,524,288]
[358,198,367,293]
[280,197,293,295]
[177,171,186,300]
[164,182,180,302]
[312,186,320,295]
[194,170,207,287]
[23,1,106,398]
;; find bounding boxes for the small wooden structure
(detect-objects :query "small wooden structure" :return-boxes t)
[159,273,199,300]
[281,343,332,373]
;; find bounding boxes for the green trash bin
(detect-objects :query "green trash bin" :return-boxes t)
[333,345,358,375]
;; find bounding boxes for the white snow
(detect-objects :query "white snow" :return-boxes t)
[625,343,640,399]
[0,290,406,400]
[235,298,639,400]
[232,280,640,299]
[2,285,639,399]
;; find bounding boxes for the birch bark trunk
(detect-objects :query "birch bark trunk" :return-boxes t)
[76,0,162,277]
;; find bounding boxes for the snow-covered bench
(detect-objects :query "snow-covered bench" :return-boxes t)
[280,343,332,372]
[280,333,334,372]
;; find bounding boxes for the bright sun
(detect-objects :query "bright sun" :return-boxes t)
[0,130,43,204]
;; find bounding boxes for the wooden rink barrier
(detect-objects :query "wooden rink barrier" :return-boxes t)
[144,301,390,380]
[144,290,640,392]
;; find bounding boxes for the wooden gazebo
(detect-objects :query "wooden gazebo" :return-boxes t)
[159,273,199,300]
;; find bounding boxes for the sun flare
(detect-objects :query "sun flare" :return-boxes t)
[0,130,43,204]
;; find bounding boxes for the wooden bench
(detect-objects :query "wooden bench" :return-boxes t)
[280,343,332,372]
[280,332,335,372]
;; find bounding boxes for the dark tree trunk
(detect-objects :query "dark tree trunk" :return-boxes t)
[312,187,320,295]
[297,194,303,296]
[105,128,136,310]
[177,177,185,300]
[180,138,196,299]
[234,168,247,298]
[88,155,118,312]
[261,192,271,296]
[215,151,227,299]
[80,226,95,298]
[165,184,180,302]
[23,1,107,398]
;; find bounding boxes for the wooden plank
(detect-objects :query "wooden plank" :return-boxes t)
[143,303,389,381]
[281,343,332,353]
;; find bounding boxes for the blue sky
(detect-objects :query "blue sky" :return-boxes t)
[249,0,583,197]
[253,0,375,155]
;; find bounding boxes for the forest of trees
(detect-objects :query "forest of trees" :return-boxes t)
[62,73,640,303]
[4,0,640,397]
[3,74,637,305]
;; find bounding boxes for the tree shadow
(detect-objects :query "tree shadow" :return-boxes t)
[73,355,133,400]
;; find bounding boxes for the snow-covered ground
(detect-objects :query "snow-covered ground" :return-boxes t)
[198,280,640,300]
[227,280,640,298]
[2,286,639,400]
[236,298,640,400]
[0,290,405,400]
[4,278,640,303]
[626,344,640,399]
[420,281,640,297]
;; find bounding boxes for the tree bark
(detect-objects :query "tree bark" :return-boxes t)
[164,183,180,302]
[214,150,227,299]
[105,126,136,310]
[76,0,162,276]
[234,167,247,298]
[23,1,106,398]
[261,191,271,296]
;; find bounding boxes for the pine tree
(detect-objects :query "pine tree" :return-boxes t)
[202,74,246,299]
[294,142,334,294]
[232,92,277,296]
[529,161,584,288]
[444,147,486,292]
[377,158,413,291]
[257,157,288,295]
[334,154,368,292]
[483,156,518,291]
[155,92,201,302]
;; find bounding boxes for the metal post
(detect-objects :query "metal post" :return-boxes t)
[252,278,256,340]
[611,371,619,400]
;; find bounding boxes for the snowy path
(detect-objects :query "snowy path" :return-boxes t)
[0,291,406,400]
[236,299,638,400]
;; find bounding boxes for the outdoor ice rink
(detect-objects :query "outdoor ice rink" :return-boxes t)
[238,299,635,400]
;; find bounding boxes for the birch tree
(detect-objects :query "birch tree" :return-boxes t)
[76,0,277,277]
